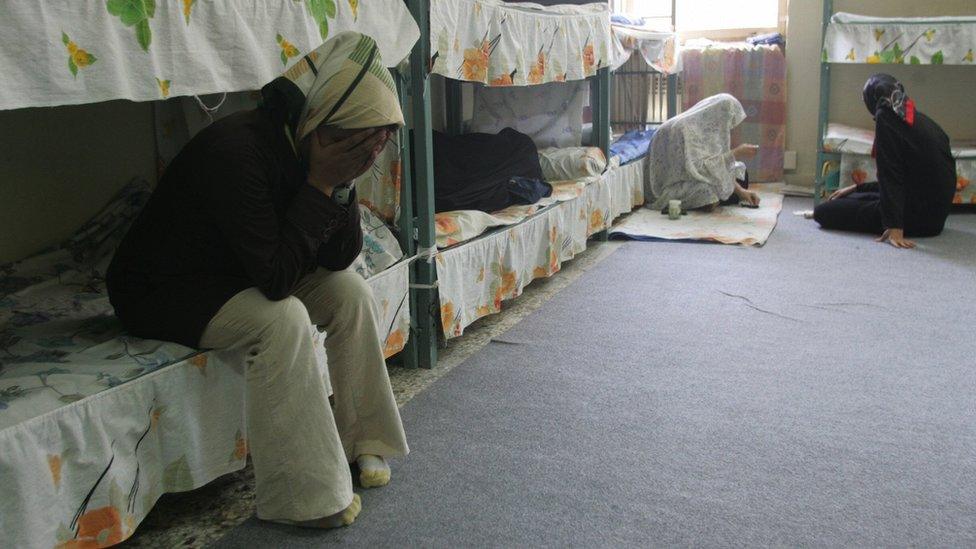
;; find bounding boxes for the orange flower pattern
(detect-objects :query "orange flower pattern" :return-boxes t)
[383,328,406,358]
[58,506,128,548]
[276,33,300,66]
[461,40,490,81]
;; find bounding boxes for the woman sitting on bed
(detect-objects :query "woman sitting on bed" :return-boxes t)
[645,93,761,212]
[813,74,956,249]
[107,33,408,529]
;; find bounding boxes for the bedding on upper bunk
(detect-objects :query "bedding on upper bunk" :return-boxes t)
[470,81,586,148]
[0,0,419,110]
[428,0,612,86]
[433,128,551,213]
[609,128,658,166]
[681,40,787,182]
[610,21,681,74]
[824,123,976,204]
[824,12,976,65]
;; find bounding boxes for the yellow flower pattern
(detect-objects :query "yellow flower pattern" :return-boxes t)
[155,77,171,98]
[276,33,300,66]
[62,33,96,77]
[182,0,196,24]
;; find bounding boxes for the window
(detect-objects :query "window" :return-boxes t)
[613,0,785,37]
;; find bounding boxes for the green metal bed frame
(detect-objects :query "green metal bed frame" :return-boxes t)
[814,0,841,205]
[399,0,614,369]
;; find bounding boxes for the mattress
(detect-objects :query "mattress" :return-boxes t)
[0,182,411,549]
[437,156,645,339]
[824,124,976,204]
[824,12,976,65]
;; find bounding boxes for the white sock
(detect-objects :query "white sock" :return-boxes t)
[357,454,391,488]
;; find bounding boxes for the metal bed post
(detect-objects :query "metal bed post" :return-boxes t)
[592,66,612,241]
[394,71,421,369]
[407,0,438,369]
[815,0,836,204]
[445,79,464,135]
[667,0,678,119]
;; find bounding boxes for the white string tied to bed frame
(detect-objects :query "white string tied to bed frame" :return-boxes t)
[413,245,439,264]
[193,93,228,124]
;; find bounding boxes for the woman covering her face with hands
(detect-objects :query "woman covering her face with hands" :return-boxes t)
[813,74,956,249]
[107,32,410,529]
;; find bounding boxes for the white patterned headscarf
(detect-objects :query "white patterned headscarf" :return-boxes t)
[262,31,404,143]
[645,94,747,210]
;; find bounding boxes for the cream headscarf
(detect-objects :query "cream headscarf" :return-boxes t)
[262,31,404,143]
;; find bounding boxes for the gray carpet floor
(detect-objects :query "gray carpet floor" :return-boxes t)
[215,199,976,547]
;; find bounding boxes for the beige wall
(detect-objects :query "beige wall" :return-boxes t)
[784,0,976,188]
[0,101,156,263]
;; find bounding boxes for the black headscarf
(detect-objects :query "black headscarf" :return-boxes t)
[862,73,915,126]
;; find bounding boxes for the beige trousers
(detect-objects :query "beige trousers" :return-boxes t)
[199,268,408,522]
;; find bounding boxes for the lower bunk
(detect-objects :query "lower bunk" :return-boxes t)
[434,152,648,340]
[0,183,411,549]
[823,123,976,204]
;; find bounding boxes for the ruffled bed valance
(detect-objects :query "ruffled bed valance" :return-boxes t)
[429,0,612,86]
[0,0,419,110]
[824,12,976,65]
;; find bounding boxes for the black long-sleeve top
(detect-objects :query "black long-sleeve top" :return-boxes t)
[106,108,362,347]
[873,108,956,231]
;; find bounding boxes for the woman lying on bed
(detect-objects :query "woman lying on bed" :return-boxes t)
[645,93,761,213]
[813,74,956,249]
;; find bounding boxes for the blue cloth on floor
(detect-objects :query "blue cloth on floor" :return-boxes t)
[507,176,552,206]
[610,128,658,166]
[611,14,645,26]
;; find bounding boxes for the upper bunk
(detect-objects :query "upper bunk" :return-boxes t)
[823,12,976,65]
[0,0,420,110]
[609,16,680,74]
[427,0,612,86]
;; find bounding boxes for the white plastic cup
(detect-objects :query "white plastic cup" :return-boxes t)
[668,199,682,220]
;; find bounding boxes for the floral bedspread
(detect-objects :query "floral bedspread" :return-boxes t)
[438,164,632,339]
[0,180,410,548]
[429,0,612,86]
[824,12,976,65]
[610,23,681,74]
[0,0,419,110]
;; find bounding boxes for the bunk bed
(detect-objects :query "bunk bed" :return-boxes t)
[606,12,681,220]
[0,2,421,547]
[816,5,976,203]
[405,0,615,359]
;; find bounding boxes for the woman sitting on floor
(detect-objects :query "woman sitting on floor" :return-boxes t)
[813,73,956,249]
[645,93,761,212]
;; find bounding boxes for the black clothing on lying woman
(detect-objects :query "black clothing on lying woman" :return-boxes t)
[433,127,551,213]
[106,106,362,348]
[815,75,956,236]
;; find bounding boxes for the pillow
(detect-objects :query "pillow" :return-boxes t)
[352,207,404,279]
[538,147,607,180]
[470,81,586,149]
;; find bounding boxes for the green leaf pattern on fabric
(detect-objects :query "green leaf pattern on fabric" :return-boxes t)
[106,0,156,52]
[303,0,337,40]
[61,32,96,78]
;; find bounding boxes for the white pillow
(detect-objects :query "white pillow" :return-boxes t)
[538,147,607,180]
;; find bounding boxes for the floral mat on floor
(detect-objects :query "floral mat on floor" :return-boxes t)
[609,191,784,247]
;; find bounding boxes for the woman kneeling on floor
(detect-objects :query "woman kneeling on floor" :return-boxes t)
[645,93,761,213]
[813,73,957,249]
[106,32,409,528]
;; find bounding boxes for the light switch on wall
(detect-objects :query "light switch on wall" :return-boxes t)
[783,150,797,171]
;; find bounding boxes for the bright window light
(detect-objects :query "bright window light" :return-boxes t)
[616,0,780,32]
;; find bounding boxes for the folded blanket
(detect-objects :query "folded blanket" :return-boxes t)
[610,128,658,166]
